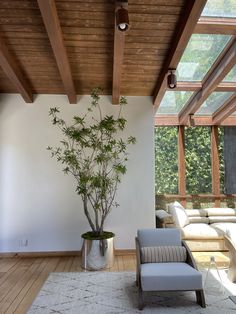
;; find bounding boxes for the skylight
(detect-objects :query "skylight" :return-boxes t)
[202,0,236,18]
[223,65,236,82]
[195,92,234,115]
[176,34,231,81]
[156,91,193,115]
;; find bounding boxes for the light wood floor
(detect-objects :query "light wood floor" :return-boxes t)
[0,252,230,314]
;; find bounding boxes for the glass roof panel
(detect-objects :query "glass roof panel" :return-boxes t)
[156,91,193,115]
[223,65,236,82]
[196,91,234,115]
[176,34,231,82]
[202,0,236,18]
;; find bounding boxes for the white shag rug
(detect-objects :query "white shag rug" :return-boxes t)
[28,270,236,313]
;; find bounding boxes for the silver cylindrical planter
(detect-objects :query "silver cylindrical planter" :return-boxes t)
[81,235,114,270]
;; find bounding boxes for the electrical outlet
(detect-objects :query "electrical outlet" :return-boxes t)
[19,239,28,247]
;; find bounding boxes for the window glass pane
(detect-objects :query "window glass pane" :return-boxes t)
[196,92,234,115]
[156,91,193,115]
[185,127,212,194]
[202,0,236,18]
[155,127,178,194]
[176,34,231,81]
[223,65,236,82]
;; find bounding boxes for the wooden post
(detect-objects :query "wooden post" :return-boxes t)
[178,126,186,207]
[211,126,221,207]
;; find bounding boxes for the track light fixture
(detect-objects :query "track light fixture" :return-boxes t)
[167,70,177,89]
[116,6,130,32]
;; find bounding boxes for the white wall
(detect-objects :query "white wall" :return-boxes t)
[0,94,155,252]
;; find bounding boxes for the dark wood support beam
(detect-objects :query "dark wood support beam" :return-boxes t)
[37,0,76,104]
[0,35,33,103]
[153,0,207,112]
[112,1,127,105]
[212,93,236,125]
[178,125,186,207]
[179,38,236,125]
[195,17,236,35]
[211,126,221,207]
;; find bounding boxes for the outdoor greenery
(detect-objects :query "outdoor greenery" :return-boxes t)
[155,126,225,195]
[48,88,136,237]
[185,127,211,194]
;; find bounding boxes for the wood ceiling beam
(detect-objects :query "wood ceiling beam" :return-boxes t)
[179,37,236,125]
[212,93,236,125]
[0,34,33,103]
[173,82,236,92]
[153,0,207,112]
[37,0,76,104]
[195,17,236,35]
[112,1,127,105]
[155,115,236,126]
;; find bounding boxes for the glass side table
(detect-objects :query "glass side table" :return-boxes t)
[204,255,225,296]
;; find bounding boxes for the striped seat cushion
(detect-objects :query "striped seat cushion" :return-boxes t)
[141,246,187,263]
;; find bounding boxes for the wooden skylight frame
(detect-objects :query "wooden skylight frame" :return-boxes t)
[154,6,236,126]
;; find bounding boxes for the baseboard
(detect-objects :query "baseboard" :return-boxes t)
[0,249,136,258]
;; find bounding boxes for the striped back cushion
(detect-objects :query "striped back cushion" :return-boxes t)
[141,246,187,263]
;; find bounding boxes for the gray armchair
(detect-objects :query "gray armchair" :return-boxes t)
[136,228,206,310]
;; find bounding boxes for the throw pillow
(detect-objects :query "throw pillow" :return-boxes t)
[141,245,187,263]
[168,201,189,227]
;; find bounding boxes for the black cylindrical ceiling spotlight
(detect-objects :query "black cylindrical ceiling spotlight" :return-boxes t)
[167,70,177,89]
[116,7,130,32]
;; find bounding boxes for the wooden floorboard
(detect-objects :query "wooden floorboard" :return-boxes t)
[0,252,229,313]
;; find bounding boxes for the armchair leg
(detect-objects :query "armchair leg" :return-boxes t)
[196,290,206,308]
[138,288,144,310]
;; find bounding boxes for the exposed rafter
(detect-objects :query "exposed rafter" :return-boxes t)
[212,93,236,125]
[195,17,236,35]
[179,37,236,125]
[153,0,207,112]
[155,115,236,126]
[0,34,33,103]
[37,0,76,104]
[173,82,236,92]
[112,1,127,105]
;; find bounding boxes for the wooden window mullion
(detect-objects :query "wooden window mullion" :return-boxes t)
[178,126,186,207]
[211,126,221,207]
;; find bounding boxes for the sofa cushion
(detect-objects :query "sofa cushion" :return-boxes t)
[181,223,225,240]
[188,217,210,224]
[210,222,236,235]
[141,246,187,263]
[185,209,207,217]
[168,201,189,228]
[205,208,236,216]
[209,216,236,223]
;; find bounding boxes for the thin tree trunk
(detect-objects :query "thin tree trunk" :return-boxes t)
[83,196,96,232]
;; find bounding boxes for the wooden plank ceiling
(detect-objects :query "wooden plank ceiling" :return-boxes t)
[0,0,189,102]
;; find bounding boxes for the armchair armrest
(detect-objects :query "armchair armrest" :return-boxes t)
[182,240,198,270]
[156,209,174,228]
[135,237,141,286]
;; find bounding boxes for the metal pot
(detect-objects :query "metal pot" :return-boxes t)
[81,234,114,270]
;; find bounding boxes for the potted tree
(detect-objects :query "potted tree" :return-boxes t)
[47,88,136,270]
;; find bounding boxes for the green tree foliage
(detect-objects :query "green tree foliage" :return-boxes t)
[155,127,178,194]
[218,127,225,193]
[48,88,136,236]
[155,126,225,195]
[185,127,211,194]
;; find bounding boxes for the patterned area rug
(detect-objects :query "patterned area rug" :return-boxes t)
[28,270,236,313]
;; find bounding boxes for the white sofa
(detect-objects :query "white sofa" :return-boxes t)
[156,201,236,251]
